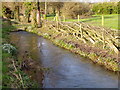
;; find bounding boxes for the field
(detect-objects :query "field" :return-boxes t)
[47,14,119,30]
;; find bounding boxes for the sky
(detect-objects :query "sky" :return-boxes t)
[1,0,119,2]
[76,0,119,2]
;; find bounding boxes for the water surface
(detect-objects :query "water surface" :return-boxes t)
[10,31,118,88]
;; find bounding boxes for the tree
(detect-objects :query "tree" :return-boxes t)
[61,2,91,19]
[13,2,23,21]
[23,2,36,23]
[31,4,37,27]
[44,1,47,19]
[48,2,64,16]
[2,2,22,20]
[92,2,118,15]
[37,1,42,28]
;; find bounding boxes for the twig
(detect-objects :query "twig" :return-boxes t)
[12,60,25,88]
[9,71,20,81]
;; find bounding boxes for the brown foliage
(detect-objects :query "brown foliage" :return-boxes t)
[48,2,64,15]
[61,2,91,19]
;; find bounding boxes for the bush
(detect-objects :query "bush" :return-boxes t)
[92,2,119,15]
[61,2,91,19]
[47,2,64,15]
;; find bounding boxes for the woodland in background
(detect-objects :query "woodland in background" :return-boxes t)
[2,2,120,22]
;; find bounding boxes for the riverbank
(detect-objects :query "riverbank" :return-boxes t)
[2,18,42,88]
[24,22,118,72]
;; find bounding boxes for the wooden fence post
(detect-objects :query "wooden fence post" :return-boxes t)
[43,14,47,20]
[78,15,80,22]
[102,15,104,26]
[63,15,65,22]
[53,16,56,21]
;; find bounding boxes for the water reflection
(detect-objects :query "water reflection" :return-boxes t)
[10,31,118,88]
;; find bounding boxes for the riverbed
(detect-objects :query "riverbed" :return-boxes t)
[10,31,118,88]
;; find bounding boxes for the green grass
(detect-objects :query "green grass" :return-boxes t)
[81,14,119,30]
[47,14,119,30]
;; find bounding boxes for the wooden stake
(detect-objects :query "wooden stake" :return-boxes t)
[53,16,56,21]
[43,14,46,20]
[78,15,80,22]
[63,15,65,22]
[102,15,104,26]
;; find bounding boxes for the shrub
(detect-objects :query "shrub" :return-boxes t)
[61,2,91,19]
[92,2,119,15]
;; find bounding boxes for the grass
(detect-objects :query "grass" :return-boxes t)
[46,14,119,30]
[81,14,118,30]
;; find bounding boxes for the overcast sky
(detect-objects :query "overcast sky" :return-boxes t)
[1,0,119,2]
[76,0,119,2]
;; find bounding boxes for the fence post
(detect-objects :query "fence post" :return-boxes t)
[53,16,56,21]
[78,15,80,22]
[102,15,104,26]
[63,15,65,22]
[43,14,47,20]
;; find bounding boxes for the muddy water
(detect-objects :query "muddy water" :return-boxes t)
[10,31,118,88]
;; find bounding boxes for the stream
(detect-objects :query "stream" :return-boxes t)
[10,31,118,88]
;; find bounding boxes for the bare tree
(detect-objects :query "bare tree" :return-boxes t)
[48,2,64,16]
[37,0,42,28]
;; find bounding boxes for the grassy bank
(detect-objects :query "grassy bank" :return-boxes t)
[47,14,118,30]
[25,23,118,72]
[2,19,39,88]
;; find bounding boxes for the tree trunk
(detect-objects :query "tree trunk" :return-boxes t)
[37,1,42,28]
[14,6,20,21]
[31,10,37,27]
[44,1,47,19]
[45,1,47,15]
[53,8,56,15]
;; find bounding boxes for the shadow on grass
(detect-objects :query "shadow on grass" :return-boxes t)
[47,14,56,17]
